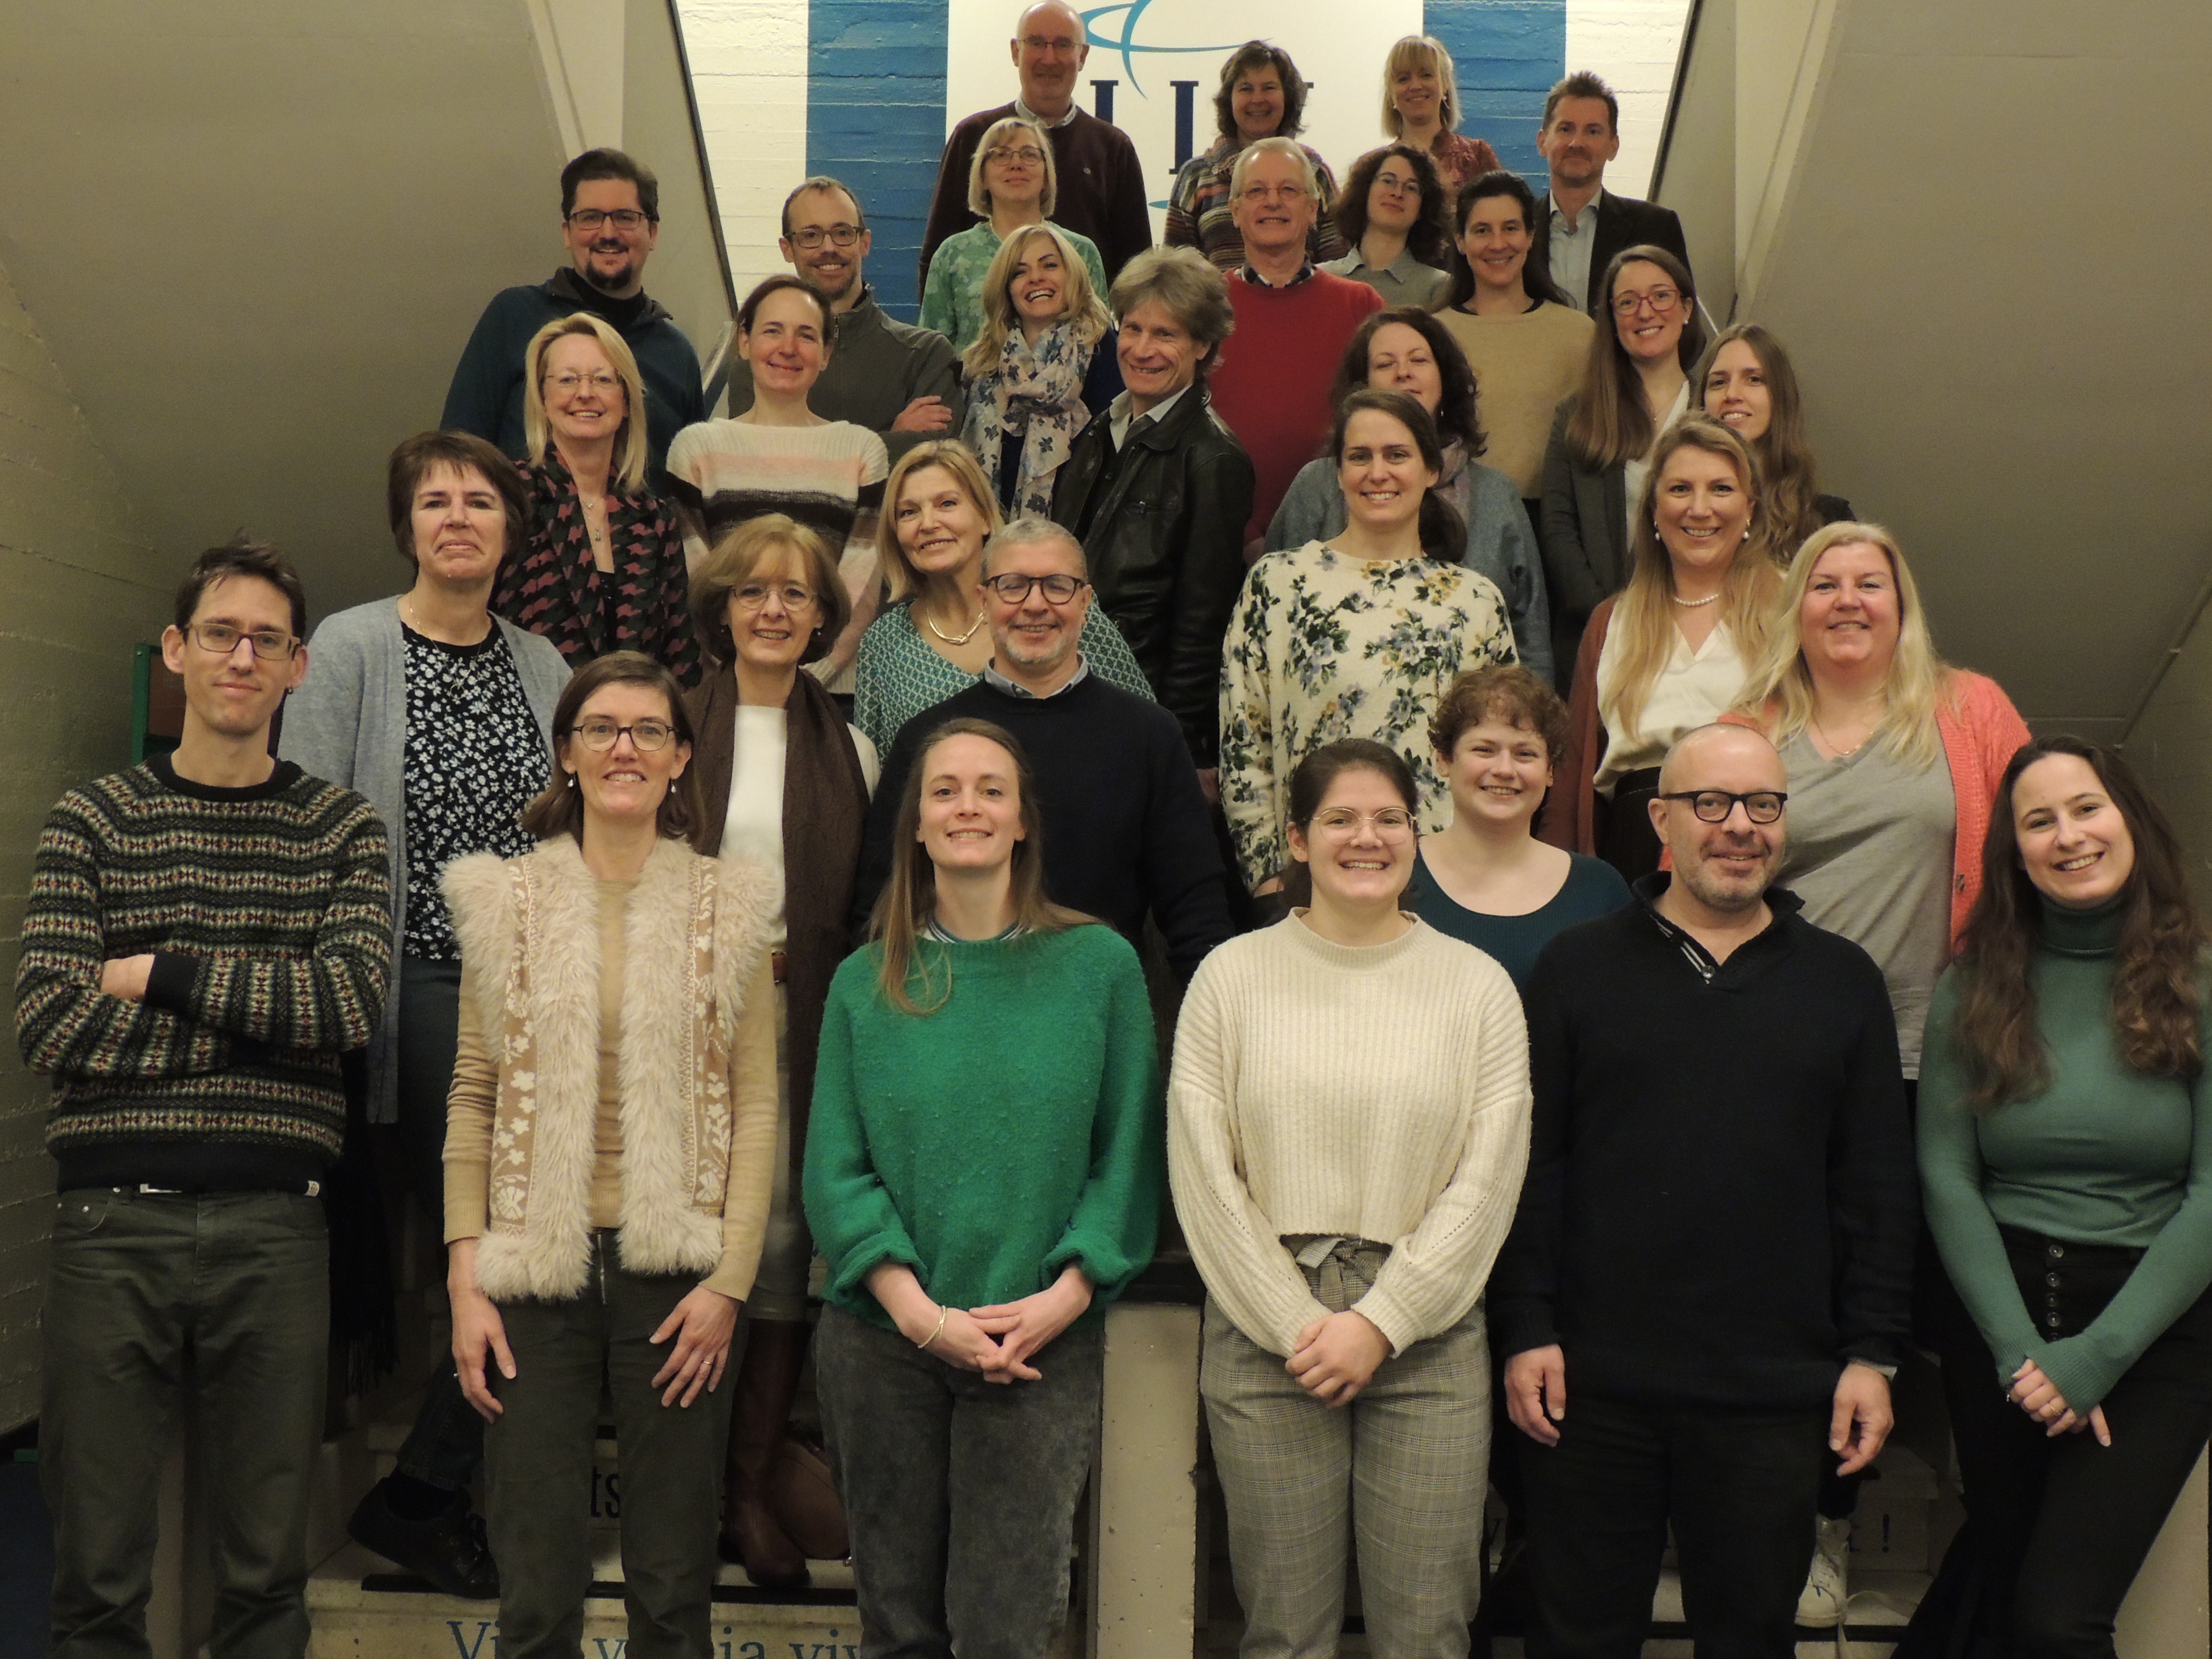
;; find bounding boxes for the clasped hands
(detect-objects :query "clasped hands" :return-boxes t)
[874,1262,1094,1384]
[2010,1358,2112,1445]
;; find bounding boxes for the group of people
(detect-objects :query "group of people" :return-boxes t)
[18,9,2212,1659]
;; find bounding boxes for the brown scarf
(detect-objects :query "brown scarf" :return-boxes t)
[684,664,869,1184]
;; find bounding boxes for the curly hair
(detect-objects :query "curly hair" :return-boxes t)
[1327,307,1485,458]
[1334,144,1453,268]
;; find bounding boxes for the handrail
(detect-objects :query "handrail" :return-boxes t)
[664,0,738,315]
[2117,550,2212,751]
[1647,0,1705,203]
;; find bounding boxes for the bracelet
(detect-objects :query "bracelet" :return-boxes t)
[916,1304,949,1351]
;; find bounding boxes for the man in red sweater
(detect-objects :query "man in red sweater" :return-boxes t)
[1205,138,1384,552]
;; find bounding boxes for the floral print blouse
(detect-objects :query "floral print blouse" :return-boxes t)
[494,452,700,686]
[1219,541,1516,888]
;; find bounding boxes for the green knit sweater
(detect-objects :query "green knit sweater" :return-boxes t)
[803,924,1162,1331]
[1920,894,2212,1410]
[13,757,393,1190]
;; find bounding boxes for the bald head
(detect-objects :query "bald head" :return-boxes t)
[1650,724,1787,917]
[1011,2,1089,118]
[1658,723,1785,795]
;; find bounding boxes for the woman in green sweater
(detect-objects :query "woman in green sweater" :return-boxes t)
[803,717,1163,1659]
[1905,736,2212,1659]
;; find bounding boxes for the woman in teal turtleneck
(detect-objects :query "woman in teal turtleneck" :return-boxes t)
[1903,736,2212,1659]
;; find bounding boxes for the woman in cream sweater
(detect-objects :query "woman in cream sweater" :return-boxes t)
[443,651,780,1656]
[1169,738,1532,1658]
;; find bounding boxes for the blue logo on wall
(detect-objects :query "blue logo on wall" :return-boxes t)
[1080,1,1239,96]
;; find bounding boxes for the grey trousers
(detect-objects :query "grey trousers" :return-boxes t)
[484,1233,731,1659]
[41,1189,329,1659]
[1202,1241,1491,1659]
[815,1304,1103,1659]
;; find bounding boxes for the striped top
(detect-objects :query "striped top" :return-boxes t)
[662,417,890,575]
[13,757,393,1190]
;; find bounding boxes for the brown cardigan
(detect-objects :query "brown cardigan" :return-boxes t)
[1538,594,1616,854]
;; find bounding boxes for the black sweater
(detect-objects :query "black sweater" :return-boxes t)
[852,673,1237,984]
[1490,878,1916,1410]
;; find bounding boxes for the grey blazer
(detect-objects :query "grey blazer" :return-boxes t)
[280,597,570,1122]
[1539,398,1629,683]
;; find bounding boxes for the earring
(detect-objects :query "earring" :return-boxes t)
[565,771,577,789]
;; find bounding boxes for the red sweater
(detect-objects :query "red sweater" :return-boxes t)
[1208,271,1385,543]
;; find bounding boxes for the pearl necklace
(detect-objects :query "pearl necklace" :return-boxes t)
[925,605,989,646]
[1671,590,1721,607]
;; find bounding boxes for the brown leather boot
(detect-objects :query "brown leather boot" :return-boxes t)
[718,1317,812,1589]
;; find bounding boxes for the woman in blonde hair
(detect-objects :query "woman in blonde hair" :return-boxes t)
[1370,34,1501,197]
[1697,322,1855,554]
[960,223,1123,518]
[495,313,699,681]
[920,116,1109,357]
[850,441,1152,756]
[805,716,1161,1659]
[1722,518,2029,1625]
[1541,415,1775,878]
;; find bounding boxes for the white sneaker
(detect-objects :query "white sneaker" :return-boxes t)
[1797,1515,1850,1628]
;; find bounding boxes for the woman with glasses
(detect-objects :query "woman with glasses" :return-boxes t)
[852,443,1152,757]
[441,651,779,1656]
[1539,245,1707,677]
[1222,388,1517,894]
[1165,40,1346,273]
[678,514,880,1588]
[1171,737,1530,1659]
[1697,322,1855,555]
[493,314,698,684]
[805,717,1161,1659]
[1319,145,1455,311]
[920,117,1109,358]
[281,431,571,1597]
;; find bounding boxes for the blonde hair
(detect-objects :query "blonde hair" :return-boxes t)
[522,314,649,493]
[1732,520,1952,771]
[1382,36,1460,135]
[968,117,1058,217]
[962,222,1112,378]
[1602,418,1781,738]
[875,441,1005,604]
[687,514,850,668]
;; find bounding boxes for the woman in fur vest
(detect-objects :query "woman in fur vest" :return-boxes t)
[443,650,780,1658]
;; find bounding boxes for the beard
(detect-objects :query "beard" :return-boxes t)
[581,245,638,293]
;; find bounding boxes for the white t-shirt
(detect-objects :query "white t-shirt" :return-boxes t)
[719,705,882,948]
[1591,616,1747,793]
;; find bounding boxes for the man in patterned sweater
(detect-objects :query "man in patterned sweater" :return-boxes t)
[15,540,392,1657]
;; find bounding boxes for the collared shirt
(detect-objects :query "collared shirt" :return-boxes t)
[1317,246,1452,311]
[1237,260,1319,292]
[981,655,1092,698]
[1013,96,1079,130]
[1548,185,1607,313]
[1107,384,1189,451]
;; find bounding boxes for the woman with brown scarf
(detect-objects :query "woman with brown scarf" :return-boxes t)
[684,513,881,1587]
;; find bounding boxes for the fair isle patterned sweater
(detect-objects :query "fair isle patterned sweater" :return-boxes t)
[13,757,392,1190]
[1220,542,1516,888]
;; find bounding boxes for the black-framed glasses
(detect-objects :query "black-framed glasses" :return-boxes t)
[571,717,675,752]
[983,573,1089,604]
[567,208,650,232]
[1658,789,1787,824]
[788,225,863,250]
[184,622,298,661]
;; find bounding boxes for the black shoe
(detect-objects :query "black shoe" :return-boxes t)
[348,1479,500,1599]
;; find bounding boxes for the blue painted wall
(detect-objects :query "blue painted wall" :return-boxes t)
[1424,0,1568,180]
[808,0,950,322]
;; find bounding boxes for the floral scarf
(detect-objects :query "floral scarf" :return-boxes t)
[961,321,1098,518]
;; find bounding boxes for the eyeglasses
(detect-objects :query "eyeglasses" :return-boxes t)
[1310,808,1416,837]
[184,622,298,661]
[567,208,649,232]
[733,581,817,612]
[1658,790,1787,824]
[571,717,676,751]
[983,573,1088,604]
[1612,286,1682,317]
[985,146,1048,167]
[788,224,863,250]
[1240,184,1310,205]
[545,371,621,396]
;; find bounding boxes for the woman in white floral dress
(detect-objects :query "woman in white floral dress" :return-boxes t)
[1221,387,1517,892]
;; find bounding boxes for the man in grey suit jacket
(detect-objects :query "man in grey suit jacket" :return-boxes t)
[1529,72,1692,313]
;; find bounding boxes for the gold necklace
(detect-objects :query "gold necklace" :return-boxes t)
[924,603,989,646]
[1813,701,1883,757]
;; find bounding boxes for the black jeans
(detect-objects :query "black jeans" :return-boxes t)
[815,1305,1103,1659]
[1898,1232,2212,1659]
[1520,1389,1828,1659]
[42,1189,329,1659]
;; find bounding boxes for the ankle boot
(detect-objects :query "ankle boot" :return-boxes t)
[719,1317,812,1589]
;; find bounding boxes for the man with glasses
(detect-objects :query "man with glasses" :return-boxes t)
[18,540,393,1656]
[443,147,707,481]
[918,0,1153,291]
[728,177,961,467]
[1528,71,1692,313]
[853,518,1233,983]
[1491,722,1914,1657]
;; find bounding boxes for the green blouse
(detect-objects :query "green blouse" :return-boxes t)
[919,221,1109,358]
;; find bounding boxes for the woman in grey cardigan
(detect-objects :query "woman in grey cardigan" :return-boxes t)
[281,430,569,1598]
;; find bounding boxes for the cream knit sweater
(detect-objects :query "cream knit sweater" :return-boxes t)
[1167,913,1532,1357]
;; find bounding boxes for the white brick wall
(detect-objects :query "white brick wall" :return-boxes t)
[675,0,811,301]
[1565,0,1691,198]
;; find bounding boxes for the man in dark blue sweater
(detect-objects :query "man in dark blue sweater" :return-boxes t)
[1492,724,1915,1657]
[441,147,708,484]
[854,518,1236,984]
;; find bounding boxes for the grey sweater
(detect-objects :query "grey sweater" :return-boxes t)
[1264,453,1554,686]
[279,598,569,1121]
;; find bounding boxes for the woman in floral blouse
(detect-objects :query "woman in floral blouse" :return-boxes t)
[1221,387,1517,892]
[493,313,699,685]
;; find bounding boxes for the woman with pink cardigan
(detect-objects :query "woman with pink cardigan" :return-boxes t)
[1723,518,2030,1629]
